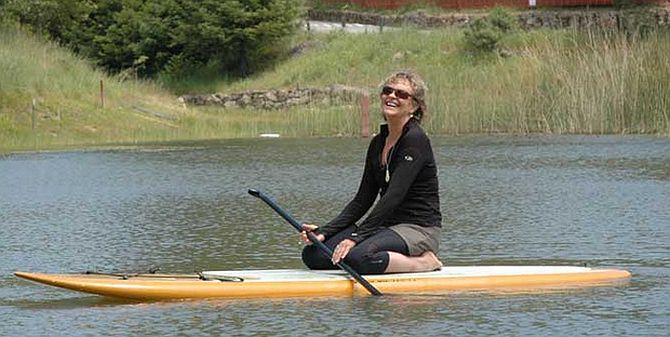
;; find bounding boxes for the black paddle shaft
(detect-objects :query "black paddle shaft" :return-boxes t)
[248,189,383,296]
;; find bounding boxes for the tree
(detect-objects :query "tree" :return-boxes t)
[1,0,96,43]
[1,0,303,78]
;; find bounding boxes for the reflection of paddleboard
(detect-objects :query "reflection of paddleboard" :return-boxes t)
[15,266,631,300]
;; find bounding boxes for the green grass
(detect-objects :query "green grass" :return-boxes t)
[1,21,669,152]
[0,23,184,151]
[209,27,670,136]
[0,24,367,152]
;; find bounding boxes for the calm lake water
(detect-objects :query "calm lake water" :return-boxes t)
[1,135,668,336]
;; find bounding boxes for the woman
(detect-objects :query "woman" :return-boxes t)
[301,70,443,274]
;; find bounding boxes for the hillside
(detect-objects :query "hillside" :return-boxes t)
[0,25,187,151]
[212,26,670,136]
[0,24,322,152]
[2,17,669,152]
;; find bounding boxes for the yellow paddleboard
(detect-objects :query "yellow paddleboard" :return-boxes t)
[15,266,631,300]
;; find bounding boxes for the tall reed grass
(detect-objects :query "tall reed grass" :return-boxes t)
[494,28,670,134]
[218,27,670,136]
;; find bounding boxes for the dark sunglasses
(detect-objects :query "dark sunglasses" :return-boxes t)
[381,86,413,100]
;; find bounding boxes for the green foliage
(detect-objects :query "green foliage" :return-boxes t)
[487,6,519,33]
[1,0,303,78]
[463,7,519,54]
[0,114,18,136]
[0,0,96,43]
[463,19,500,53]
[613,0,633,8]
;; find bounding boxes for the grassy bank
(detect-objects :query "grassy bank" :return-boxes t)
[1,23,669,152]
[220,27,670,135]
[0,24,179,151]
[0,24,368,152]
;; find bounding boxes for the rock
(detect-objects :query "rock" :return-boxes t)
[306,7,667,30]
[179,85,371,110]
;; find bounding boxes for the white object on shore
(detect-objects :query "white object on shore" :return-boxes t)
[259,133,281,138]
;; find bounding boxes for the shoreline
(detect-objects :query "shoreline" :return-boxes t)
[4,132,666,155]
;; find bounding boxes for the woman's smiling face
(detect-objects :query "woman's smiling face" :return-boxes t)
[380,79,416,122]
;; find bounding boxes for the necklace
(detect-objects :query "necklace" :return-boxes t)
[383,143,396,183]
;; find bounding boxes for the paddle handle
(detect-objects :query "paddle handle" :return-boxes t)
[248,189,383,296]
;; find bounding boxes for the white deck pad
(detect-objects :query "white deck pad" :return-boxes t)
[203,266,596,282]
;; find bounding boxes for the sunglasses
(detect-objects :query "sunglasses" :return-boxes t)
[381,86,413,100]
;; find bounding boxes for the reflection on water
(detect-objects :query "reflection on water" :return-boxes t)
[1,135,668,336]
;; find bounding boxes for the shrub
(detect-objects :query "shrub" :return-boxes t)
[613,0,633,8]
[463,7,519,54]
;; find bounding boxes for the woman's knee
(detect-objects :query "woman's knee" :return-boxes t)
[302,245,334,270]
[345,250,388,275]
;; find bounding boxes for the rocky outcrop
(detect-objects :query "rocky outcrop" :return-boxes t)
[179,85,369,109]
[519,8,669,28]
[307,7,670,29]
[308,9,476,27]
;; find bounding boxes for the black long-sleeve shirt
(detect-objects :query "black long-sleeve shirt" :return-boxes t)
[320,118,442,243]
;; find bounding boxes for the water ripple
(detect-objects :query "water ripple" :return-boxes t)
[1,135,668,336]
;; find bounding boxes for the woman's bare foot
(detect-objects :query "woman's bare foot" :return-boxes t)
[420,251,443,271]
[385,251,444,273]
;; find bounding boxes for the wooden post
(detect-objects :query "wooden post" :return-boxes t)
[31,98,36,131]
[100,79,105,109]
[31,98,37,148]
[360,93,370,138]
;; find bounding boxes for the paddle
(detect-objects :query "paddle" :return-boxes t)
[248,189,383,296]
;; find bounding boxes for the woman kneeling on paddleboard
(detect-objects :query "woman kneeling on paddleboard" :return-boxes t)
[301,70,443,275]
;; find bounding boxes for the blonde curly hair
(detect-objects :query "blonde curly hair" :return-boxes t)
[381,70,428,122]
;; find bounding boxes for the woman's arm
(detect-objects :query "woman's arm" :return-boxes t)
[318,142,380,239]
